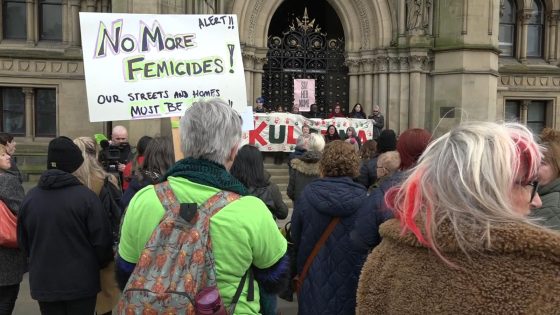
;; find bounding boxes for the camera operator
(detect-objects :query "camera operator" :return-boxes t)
[99,125,133,187]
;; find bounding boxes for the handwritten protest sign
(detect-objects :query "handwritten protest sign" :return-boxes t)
[293,79,315,112]
[80,13,247,122]
[241,113,373,152]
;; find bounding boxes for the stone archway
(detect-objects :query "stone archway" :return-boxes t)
[231,0,395,115]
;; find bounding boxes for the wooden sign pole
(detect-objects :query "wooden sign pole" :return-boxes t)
[170,117,184,161]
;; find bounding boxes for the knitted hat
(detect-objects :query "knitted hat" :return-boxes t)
[47,136,84,173]
[256,96,265,103]
[377,129,397,153]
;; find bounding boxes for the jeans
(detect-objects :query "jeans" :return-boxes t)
[0,284,20,315]
[38,296,96,315]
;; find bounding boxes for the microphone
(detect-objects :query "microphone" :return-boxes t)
[100,139,110,149]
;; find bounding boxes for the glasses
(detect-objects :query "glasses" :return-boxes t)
[526,181,539,202]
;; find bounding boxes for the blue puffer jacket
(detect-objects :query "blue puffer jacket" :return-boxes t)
[291,177,368,315]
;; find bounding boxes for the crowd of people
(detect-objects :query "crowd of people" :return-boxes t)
[0,98,559,314]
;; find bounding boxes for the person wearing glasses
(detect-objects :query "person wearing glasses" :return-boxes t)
[367,105,384,140]
[357,122,560,314]
[530,128,560,230]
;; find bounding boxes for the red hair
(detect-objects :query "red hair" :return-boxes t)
[397,128,432,170]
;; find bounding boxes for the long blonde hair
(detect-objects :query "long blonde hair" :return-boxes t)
[386,122,542,264]
[73,137,107,189]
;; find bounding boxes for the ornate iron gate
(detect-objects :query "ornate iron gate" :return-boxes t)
[262,8,348,113]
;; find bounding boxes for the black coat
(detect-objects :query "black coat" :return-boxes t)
[17,169,113,302]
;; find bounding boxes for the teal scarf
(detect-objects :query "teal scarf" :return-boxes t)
[163,157,248,196]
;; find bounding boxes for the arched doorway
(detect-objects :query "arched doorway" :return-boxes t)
[262,1,348,114]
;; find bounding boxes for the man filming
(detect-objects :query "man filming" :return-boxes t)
[99,125,133,186]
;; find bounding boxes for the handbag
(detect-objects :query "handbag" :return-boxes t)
[293,217,340,294]
[0,200,18,248]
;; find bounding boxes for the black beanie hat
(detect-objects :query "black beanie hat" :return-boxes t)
[47,136,84,173]
[377,129,397,153]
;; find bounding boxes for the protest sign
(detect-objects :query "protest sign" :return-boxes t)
[293,79,315,112]
[241,113,373,152]
[79,13,247,122]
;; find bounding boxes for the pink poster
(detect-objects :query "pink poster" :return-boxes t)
[293,79,315,112]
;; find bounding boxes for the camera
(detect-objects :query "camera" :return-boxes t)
[99,140,131,173]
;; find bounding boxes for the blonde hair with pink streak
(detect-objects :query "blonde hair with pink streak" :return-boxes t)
[385,122,542,265]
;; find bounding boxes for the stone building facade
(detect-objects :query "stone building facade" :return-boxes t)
[0,0,559,177]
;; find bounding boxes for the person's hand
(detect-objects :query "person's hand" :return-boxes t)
[118,163,126,172]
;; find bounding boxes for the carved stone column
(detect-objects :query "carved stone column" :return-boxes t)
[362,59,374,115]
[22,88,34,139]
[387,57,401,131]
[358,62,365,106]
[346,59,360,109]
[408,55,427,128]
[86,0,96,11]
[399,57,410,132]
[521,100,530,124]
[377,56,389,113]
[242,53,255,106]
[69,0,81,47]
[101,0,110,12]
[62,0,69,45]
[26,0,35,46]
[547,11,559,63]
[518,10,533,63]
[253,57,266,106]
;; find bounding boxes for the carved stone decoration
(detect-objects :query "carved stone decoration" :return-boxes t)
[2,60,13,71]
[406,0,431,32]
[36,62,46,72]
[501,76,510,85]
[540,77,549,86]
[408,55,428,71]
[518,10,534,23]
[362,58,375,73]
[376,56,389,72]
[513,76,522,85]
[247,0,264,46]
[553,78,560,86]
[345,59,361,73]
[527,77,536,86]
[499,0,505,17]
[68,63,79,73]
[354,0,371,49]
[389,57,400,71]
[546,11,559,25]
[19,61,30,71]
[399,57,410,71]
[52,62,63,73]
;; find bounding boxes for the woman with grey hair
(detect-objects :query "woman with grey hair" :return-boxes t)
[357,122,560,314]
[116,99,289,314]
[287,133,325,203]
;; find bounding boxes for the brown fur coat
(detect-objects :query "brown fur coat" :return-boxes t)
[357,219,560,315]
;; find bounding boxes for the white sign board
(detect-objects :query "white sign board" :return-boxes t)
[80,13,247,122]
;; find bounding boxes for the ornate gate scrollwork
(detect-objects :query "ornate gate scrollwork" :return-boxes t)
[262,8,348,113]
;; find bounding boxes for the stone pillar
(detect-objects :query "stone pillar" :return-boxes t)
[253,57,265,105]
[347,60,360,109]
[378,57,389,114]
[26,0,35,46]
[547,11,559,63]
[399,57,410,133]
[243,54,254,107]
[408,56,426,128]
[363,59,374,115]
[86,0,96,11]
[62,0,69,45]
[69,0,81,47]
[518,10,532,63]
[101,0,110,12]
[358,63,365,105]
[387,57,401,131]
[521,100,530,124]
[22,88,34,139]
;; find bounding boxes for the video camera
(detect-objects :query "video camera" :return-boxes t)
[99,140,131,173]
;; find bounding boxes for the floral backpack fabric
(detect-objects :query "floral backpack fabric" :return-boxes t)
[118,181,240,315]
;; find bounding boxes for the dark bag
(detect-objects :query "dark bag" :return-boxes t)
[99,176,123,245]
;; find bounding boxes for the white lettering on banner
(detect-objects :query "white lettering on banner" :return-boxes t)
[241,113,374,152]
[79,13,246,122]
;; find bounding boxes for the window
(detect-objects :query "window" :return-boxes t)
[527,0,544,57]
[39,0,63,41]
[35,89,56,137]
[0,88,25,135]
[499,0,516,57]
[504,99,548,134]
[3,0,27,40]
[0,87,57,137]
